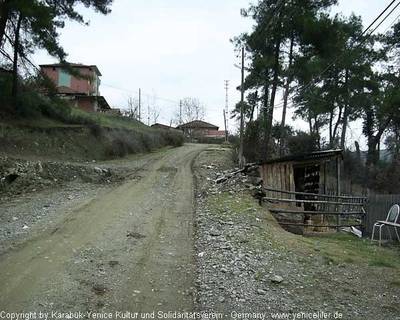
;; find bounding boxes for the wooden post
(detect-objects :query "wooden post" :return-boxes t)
[336,156,341,232]
[323,162,327,212]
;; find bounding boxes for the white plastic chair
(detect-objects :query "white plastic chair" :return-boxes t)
[371,204,400,246]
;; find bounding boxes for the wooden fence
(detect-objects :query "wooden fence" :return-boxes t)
[262,189,400,240]
[262,187,366,231]
[364,194,400,239]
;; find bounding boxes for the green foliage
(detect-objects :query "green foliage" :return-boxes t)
[0,0,113,61]
[234,0,400,175]
[104,129,183,159]
[0,0,113,114]
[0,71,14,114]
[286,130,319,155]
[243,118,265,162]
[369,258,395,268]
[342,149,365,186]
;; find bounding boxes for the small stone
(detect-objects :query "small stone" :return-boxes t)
[94,167,102,173]
[210,229,222,237]
[270,275,284,283]
[218,296,225,303]
[257,289,267,295]
[34,162,43,172]
[67,195,74,200]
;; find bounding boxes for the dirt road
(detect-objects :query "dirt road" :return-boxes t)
[0,144,208,315]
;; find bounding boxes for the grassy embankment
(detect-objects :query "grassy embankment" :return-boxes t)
[0,107,183,161]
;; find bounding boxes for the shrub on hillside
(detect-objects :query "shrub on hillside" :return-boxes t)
[163,131,184,147]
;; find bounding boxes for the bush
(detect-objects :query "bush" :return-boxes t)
[163,131,184,147]
[89,123,104,139]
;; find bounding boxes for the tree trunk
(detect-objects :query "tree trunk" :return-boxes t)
[263,34,281,160]
[315,118,321,150]
[340,69,350,150]
[279,32,294,156]
[366,116,393,166]
[249,91,257,122]
[261,84,269,161]
[355,141,361,161]
[308,115,312,134]
[329,109,334,148]
[340,106,348,150]
[332,103,343,147]
[11,13,22,99]
[366,137,379,167]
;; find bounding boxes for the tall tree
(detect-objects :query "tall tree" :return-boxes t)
[175,97,206,125]
[362,72,400,166]
[0,0,113,102]
[361,21,400,166]
[0,0,112,48]
[233,0,337,160]
[293,13,375,149]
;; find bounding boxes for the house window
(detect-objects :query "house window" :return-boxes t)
[59,68,71,87]
[53,67,56,71]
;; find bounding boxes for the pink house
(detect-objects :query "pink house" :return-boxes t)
[40,63,110,112]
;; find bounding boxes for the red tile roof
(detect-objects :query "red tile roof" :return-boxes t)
[177,120,219,130]
[151,123,172,130]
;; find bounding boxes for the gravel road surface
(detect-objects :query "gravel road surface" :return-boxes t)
[0,144,208,315]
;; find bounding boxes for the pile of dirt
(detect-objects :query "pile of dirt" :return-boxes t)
[0,156,128,202]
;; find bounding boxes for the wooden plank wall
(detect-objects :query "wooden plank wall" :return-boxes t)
[365,194,400,239]
[262,162,296,201]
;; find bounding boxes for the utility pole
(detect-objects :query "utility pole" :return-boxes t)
[224,80,229,142]
[223,110,227,141]
[179,100,182,125]
[138,88,141,122]
[239,46,245,168]
[147,103,150,126]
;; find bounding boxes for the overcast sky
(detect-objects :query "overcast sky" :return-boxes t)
[34,0,400,149]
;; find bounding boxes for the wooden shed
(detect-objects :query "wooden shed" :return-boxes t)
[259,149,366,232]
[260,149,343,200]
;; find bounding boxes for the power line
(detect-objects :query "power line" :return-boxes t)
[273,0,400,114]
[224,79,229,135]
[246,0,287,51]
[299,0,399,95]
[383,12,400,33]
[101,83,180,105]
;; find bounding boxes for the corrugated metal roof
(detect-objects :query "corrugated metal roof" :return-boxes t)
[262,149,343,164]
